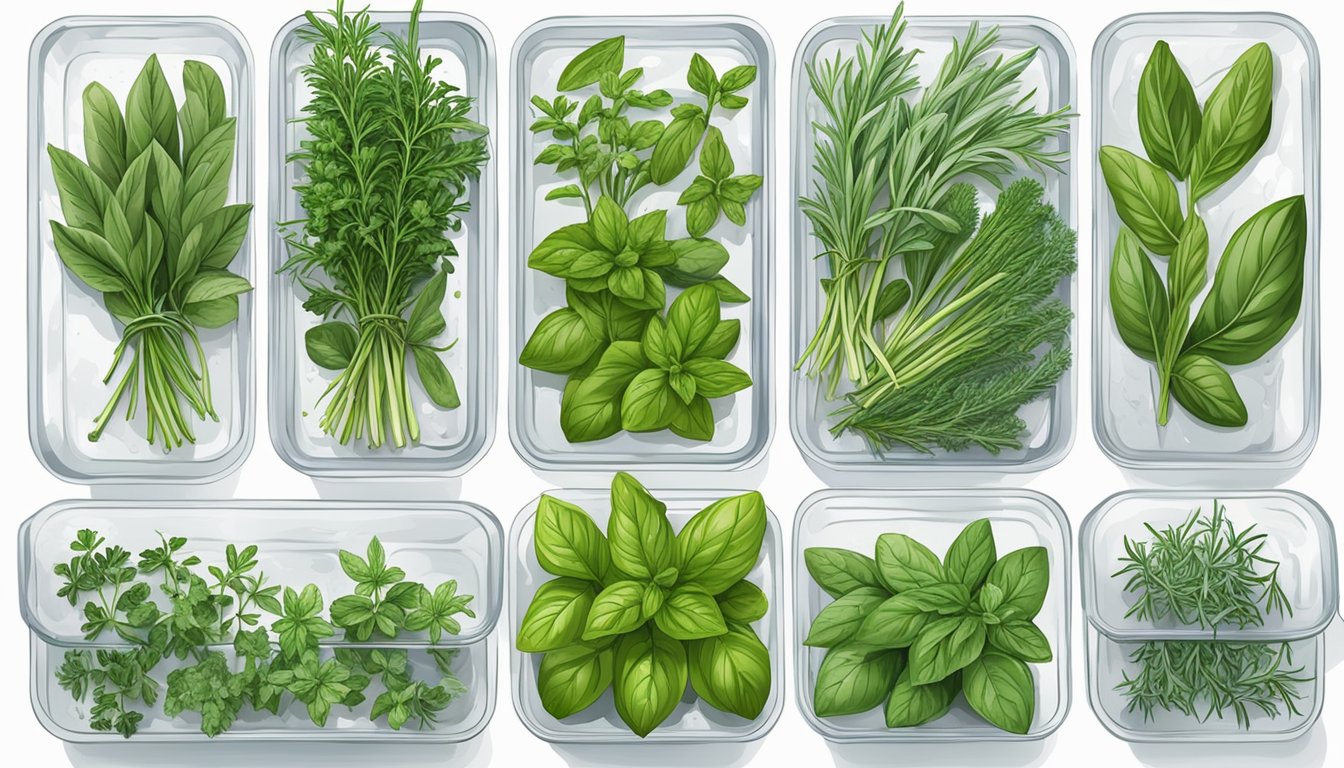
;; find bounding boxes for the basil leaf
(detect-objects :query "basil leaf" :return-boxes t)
[1184,196,1307,365]
[406,268,449,344]
[654,585,727,640]
[687,53,717,97]
[517,578,596,653]
[875,279,912,321]
[180,117,236,234]
[557,36,625,92]
[537,642,613,719]
[607,472,674,579]
[675,491,767,594]
[985,547,1050,621]
[533,495,610,582]
[620,369,681,432]
[583,580,648,641]
[851,592,932,649]
[48,146,112,234]
[805,587,888,648]
[561,341,646,443]
[613,626,687,737]
[696,320,741,361]
[884,666,959,728]
[187,203,252,270]
[179,60,226,168]
[962,652,1035,735]
[943,519,996,591]
[661,238,730,286]
[1167,213,1210,321]
[521,307,603,374]
[716,580,768,624]
[641,583,665,619]
[182,270,252,305]
[412,347,460,410]
[124,55,179,162]
[708,276,750,304]
[50,222,127,293]
[689,623,770,720]
[1190,43,1274,203]
[82,82,128,190]
[699,127,734,181]
[719,65,757,94]
[804,547,885,598]
[685,358,751,398]
[304,322,357,370]
[1110,227,1170,362]
[650,108,707,185]
[875,533,945,593]
[1099,145,1183,256]
[812,645,901,718]
[528,222,604,278]
[184,295,239,329]
[1137,40,1201,180]
[986,621,1053,663]
[907,615,986,685]
[1170,353,1247,427]
[642,315,678,368]
[669,396,716,442]
[668,283,720,355]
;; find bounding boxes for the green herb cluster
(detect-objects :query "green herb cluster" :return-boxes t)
[1103,42,1307,428]
[796,7,1075,455]
[280,0,489,448]
[48,55,253,449]
[54,530,473,738]
[521,36,760,443]
[1113,501,1310,728]
[516,474,771,736]
[805,520,1052,734]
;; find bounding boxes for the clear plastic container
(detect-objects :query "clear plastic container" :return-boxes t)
[268,12,497,478]
[790,16,1077,474]
[28,16,255,484]
[1080,489,1334,742]
[793,489,1072,742]
[509,487,784,743]
[1091,13,1320,469]
[19,499,503,742]
[509,16,774,472]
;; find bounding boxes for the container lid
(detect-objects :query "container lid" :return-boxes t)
[19,499,503,648]
[1079,490,1336,641]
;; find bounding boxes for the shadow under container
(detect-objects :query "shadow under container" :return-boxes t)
[1080,490,1336,741]
[793,489,1072,742]
[509,488,785,743]
[19,500,503,742]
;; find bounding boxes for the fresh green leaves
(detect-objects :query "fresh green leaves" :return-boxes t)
[518,474,772,736]
[524,35,760,445]
[1105,41,1306,429]
[48,55,252,450]
[805,519,1052,734]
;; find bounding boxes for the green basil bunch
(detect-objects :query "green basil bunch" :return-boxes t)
[1102,41,1307,428]
[522,36,760,443]
[516,473,772,737]
[805,520,1051,734]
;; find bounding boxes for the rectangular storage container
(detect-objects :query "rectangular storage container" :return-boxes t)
[509,16,774,472]
[1091,14,1320,469]
[1080,489,1334,742]
[19,500,503,742]
[509,487,784,743]
[793,489,1072,742]
[28,16,255,484]
[790,16,1077,475]
[268,11,497,478]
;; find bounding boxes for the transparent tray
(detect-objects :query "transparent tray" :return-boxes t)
[268,12,497,478]
[19,499,503,742]
[793,489,1072,742]
[1080,489,1337,641]
[790,16,1077,474]
[28,16,255,484]
[509,16,774,472]
[509,487,784,743]
[1091,13,1320,469]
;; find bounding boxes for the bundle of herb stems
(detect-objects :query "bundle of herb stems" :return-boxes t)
[797,5,1074,454]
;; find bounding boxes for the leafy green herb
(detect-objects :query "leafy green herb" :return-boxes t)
[805,519,1052,734]
[1113,501,1309,728]
[48,54,253,450]
[1104,41,1306,428]
[279,0,488,448]
[52,529,472,738]
[522,35,760,444]
[797,8,1074,458]
[517,473,772,736]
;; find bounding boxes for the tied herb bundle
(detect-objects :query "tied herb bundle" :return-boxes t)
[797,6,1075,455]
[48,56,253,449]
[1103,42,1307,428]
[805,520,1052,734]
[516,474,771,736]
[520,35,760,443]
[1113,502,1310,728]
[54,531,474,738]
[281,0,489,448]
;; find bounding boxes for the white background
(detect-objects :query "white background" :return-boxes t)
[2,0,1339,766]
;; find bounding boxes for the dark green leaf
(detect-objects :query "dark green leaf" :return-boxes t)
[521,307,603,373]
[805,586,887,647]
[412,346,460,409]
[685,358,750,398]
[986,621,1053,663]
[908,615,986,685]
[885,666,959,728]
[650,109,706,185]
[125,55,179,162]
[48,146,112,234]
[1110,227,1169,362]
[804,547,885,598]
[182,270,251,305]
[962,652,1035,734]
[944,519,997,591]
[812,645,901,718]
[1190,43,1274,203]
[406,268,449,344]
[1138,41,1201,180]
[305,321,358,370]
[558,37,625,92]
[1100,145,1183,256]
[875,533,945,593]
[1170,353,1247,427]
[985,547,1050,621]
[50,222,126,292]
[82,83,127,190]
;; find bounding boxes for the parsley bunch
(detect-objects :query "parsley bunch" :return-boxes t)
[53,530,474,738]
